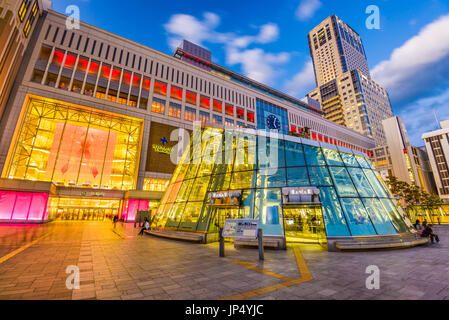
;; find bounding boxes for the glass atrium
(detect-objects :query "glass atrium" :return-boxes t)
[152,127,415,246]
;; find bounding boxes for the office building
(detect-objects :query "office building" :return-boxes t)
[0,0,48,120]
[422,120,449,203]
[307,16,393,146]
[370,116,436,193]
[307,15,369,87]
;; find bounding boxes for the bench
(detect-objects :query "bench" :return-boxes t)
[335,234,429,251]
[144,229,204,243]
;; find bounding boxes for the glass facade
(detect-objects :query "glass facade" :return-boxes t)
[4,97,143,190]
[152,128,414,241]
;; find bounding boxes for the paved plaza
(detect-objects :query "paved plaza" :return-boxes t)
[0,221,448,300]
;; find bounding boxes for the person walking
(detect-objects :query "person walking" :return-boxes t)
[138,217,150,236]
[113,215,118,229]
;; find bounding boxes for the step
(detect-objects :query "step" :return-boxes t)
[144,229,204,243]
[234,238,283,249]
[335,235,429,251]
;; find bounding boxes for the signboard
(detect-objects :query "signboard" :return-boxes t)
[208,190,242,207]
[222,219,259,239]
[282,187,320,205]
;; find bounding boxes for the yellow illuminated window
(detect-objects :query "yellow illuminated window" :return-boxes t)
[23,20,31,37]
[5,96,143,190]
[143,178,169,192]
[18,0,29,22]
[152,98,165,114]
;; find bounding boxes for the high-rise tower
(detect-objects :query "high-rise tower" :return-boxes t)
[307,15,393,146]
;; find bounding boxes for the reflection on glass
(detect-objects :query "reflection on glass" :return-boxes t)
[285,141,306,167]
[328,166,358,197]
[257,168,286,188]
[308,166,333,186]
[362,198,396,235]
[380,199,410,233]
[254,189,283,236]
[340,198,376,236]
[303,145,326,166]
[230,171,255,189]
[258,138,285,169]
[322,148,344,166]
[286,167,310,186]
[319,187,350,236]
[347,167,376,197]
[340,153,360,167]
[363,169,388,198]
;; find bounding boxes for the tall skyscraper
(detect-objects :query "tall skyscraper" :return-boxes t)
[308,15,370,87]
[306,15,393,146]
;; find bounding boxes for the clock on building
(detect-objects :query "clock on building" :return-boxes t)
[266,114,281,131]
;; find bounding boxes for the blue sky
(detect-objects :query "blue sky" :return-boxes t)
[52,0,449,146]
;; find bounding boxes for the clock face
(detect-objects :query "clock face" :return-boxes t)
[266,115,281,130]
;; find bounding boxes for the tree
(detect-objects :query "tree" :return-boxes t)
[421,191,444,224]
[385,175,445,222]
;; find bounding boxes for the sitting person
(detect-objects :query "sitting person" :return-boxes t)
[138,217,151,236]
[421,224,440,244]
[413,219,422,231]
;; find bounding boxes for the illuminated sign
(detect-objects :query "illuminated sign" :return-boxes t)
[80,191,105,197]
[282,187,320,205]
[152,144,172,155]
[208,191,242,207]
[208,191,242,199]
[222,219,259,239]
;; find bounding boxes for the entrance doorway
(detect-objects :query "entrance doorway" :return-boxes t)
[210,207,242,232]
[283,206,326,245]
[49,197,120,221]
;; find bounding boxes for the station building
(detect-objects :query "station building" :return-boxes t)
[0,8,377,224]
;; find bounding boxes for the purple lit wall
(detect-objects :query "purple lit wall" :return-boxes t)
[0,191,49,222]
[121,199,149,222]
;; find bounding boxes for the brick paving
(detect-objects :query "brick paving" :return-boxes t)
[0,221,448,300]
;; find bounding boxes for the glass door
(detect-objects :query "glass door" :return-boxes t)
[283,206,326,244]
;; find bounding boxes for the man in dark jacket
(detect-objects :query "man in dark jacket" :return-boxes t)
[421,224,440,244]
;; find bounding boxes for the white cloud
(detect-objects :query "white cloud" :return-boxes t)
[283,60,316,97]
[226,48,290,84]
[164,13,288,84]
[398,88,449,146]
[164,12,228,50]
[295,0,322,21]
[372,14,449,105]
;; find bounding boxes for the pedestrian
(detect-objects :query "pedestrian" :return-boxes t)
[421,224,440,244]
[138,217,150,236]
[113,215,118,229]
[422,219,428,228]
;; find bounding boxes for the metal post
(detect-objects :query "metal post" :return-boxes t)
[258,228,264,261]
[219,227,225,257]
